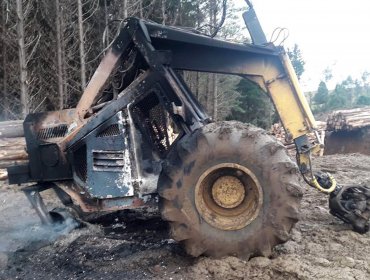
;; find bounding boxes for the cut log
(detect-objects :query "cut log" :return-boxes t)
[0,134,28,181]
[0,120,24,138]
[0,137,27,161]
[0,169,7,180]
[0,150,28,161]
[0,137,25,148]
[0,160,28,169]
[327,107,370,131]
[270,121,326,157]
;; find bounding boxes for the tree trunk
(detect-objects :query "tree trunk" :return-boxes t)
[213,74,218,121]
[60,1,68,103]
[0,136,28,181]
[207,73,216,119]
[123,0,128,18]
[171,1,180,25]
[195,72,200,99]
[161,0,166,24]
[210,0,218,120]
[204,74,210,114]
[103,0,109,48]
[77,0,86,90]
[16,0,29,118]
[139,0,143,18]
[2,2,8,119]
[56,0,64,110]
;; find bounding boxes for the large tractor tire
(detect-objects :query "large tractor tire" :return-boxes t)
[158,121,303,257]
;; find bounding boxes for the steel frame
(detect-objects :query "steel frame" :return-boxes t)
[8,17,316,215]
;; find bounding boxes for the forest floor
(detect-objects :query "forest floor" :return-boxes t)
[1,153,370,280]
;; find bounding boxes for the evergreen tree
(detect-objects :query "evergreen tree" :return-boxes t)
[227,78,274,129]
[327,84,347,110]
[287,44,305,80]
[314,81,329,105]
[357,95,370,105]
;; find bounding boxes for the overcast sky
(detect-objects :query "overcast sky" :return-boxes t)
[235,0,370,91]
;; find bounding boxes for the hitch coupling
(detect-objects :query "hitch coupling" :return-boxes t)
[329,184,370,233]
[295,135,370,233]
[304,169,370,234]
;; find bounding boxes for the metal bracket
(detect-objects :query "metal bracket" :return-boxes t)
[22,184,54,225]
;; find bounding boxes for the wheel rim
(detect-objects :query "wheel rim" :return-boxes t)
[194,163,263,231]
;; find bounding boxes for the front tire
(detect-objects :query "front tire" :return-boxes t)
[158,121,302,257]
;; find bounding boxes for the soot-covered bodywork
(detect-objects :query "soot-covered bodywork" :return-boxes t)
[7,18,219,213]
[5,13,324,216]
[8,16,288,214]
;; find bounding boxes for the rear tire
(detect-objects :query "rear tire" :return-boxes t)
[158,121,303,257]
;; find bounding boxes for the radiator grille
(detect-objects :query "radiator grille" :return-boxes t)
[37,124,68,140]
[93,150,125,172]
[97,124,121,137]
[74,145,87,182]
[132,94,171,155]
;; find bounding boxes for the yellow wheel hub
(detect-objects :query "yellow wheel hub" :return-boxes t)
[194,163,263,231]
[212,176,245,208]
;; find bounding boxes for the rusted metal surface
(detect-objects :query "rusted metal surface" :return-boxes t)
[57,183,155,213]
[194,163,263,231]
[98,195,157,212]
[32,109,76,131]
[75,50,122,122]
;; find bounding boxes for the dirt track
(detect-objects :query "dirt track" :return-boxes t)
[1,153,370,280]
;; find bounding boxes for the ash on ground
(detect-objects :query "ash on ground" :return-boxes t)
[1,153,370,280]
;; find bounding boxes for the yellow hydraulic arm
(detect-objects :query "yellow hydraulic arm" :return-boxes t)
[248,46,337,193]
[270,50,337,193]
[244,0,370,233]
[243,0,336,193]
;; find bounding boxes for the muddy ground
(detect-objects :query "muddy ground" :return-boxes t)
[1,153,370,280]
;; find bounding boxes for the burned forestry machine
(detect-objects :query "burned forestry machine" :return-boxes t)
[8,4,370,257]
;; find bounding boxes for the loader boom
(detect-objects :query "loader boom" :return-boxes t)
[71,11,329,195]
[242,1,370,231]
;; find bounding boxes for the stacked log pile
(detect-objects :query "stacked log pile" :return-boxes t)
[271,121,326,156]
[270,123,295,154]
[327,107,370,131]
[0,121,27,181]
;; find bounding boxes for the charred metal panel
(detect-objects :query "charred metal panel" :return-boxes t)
[92,150,125,172]
[9,109,76,183]
[71,111,134,198]
[144,20,274,55]
[66,72,173,198]
[66,71,154,149]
